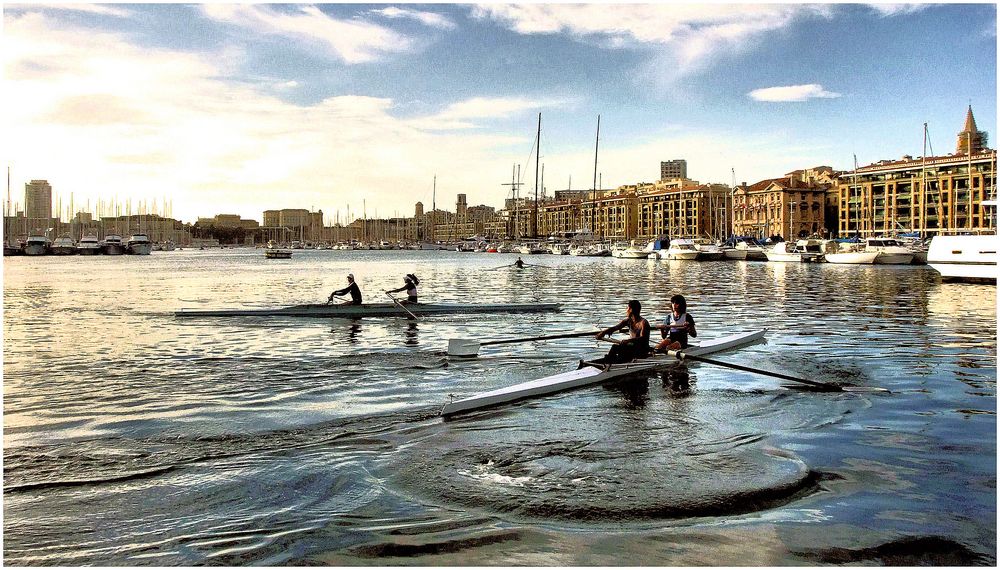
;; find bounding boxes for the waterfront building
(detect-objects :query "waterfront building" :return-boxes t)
[581,188,639,239]
[660,159,688,181]
[636,180,730,240]
[733,170,831,240]
[24,179,53,234]
[837,107,996,237]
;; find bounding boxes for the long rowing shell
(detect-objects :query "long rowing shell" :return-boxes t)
[174,302,561,318]
[441,329,767,417]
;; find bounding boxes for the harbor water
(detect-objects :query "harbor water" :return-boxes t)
[3,249,996,565]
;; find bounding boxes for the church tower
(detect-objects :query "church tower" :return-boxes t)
[956,105,988,154]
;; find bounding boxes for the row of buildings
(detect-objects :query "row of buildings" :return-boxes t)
[5,106,996,246]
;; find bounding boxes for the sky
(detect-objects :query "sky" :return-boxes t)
[3,2,997,225]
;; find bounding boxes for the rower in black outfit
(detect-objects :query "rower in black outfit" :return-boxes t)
[592,299,651,364]
[328,273,362,305]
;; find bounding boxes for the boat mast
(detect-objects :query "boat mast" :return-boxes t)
[592,114,600,238]
[533,112,540,239]
[431,175,436,244]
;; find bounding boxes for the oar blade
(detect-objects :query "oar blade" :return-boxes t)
[448,339,481,357]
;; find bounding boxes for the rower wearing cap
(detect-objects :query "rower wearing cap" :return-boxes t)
[386,273,419,303]
[328,273,362,305]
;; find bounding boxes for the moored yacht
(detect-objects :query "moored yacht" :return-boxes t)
[692,238,725,261]
[763,239,830,262]
[824,241,880,264]
[927,234,997,283]
[865,237,914,264]
[611,240,650,259]
[659,239,700,260]
[22,235,51,256]
[126,233,153,255]
[51,235,78,255]
[78,235,101,255]
[102,234,126,255]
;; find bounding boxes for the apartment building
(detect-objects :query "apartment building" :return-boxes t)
[836,107,996,237]
[733,173,830,240]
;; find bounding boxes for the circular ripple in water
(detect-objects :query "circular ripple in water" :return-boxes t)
[391,384,831,522]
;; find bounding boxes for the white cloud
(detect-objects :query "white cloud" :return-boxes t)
[9,3,132,17]
[865,4,933,17]
[371,7,456,30]
[472,4,835,86]
[409,97,567,130]
[748,84,842,102]
[200,4,413,64]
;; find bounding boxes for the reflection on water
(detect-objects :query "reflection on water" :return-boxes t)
[3,251,995,565]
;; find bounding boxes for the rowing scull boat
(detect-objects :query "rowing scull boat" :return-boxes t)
[174,302,561,318]
[441,329,766,416]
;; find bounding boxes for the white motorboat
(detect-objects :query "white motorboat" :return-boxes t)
[519,242,549,254]
[102,234,126,255]
[126,233,153,255]
[865,238,914,264]
[693,238,725,261]
[824,242,880,264]
[612,240,650,259]
[723,247,748,260]
[570,243,612,257]
[767,239,829,262]
[927,234,997,283]
[50,235,78,255]
[549,242,570,255]
[441,329,766,416]
[733,237,769,261]
[78,235,101,255]
[22,235,51,256]
[660,239,700,260]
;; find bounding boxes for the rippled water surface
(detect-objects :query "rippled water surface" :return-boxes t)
[3,249,996,565]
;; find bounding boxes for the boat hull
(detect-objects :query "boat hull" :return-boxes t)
[441,329,766,416]
[927,234,998,283]
[825,251,880,264]
[175,302,562,318]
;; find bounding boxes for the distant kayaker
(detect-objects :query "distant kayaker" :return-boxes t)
[328,274,362,305]
[593,299,651,364]
[514,257,525,268]
[386,273,419,304]
[655,294,696,351]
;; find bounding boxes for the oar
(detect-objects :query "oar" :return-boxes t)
[448,330,601,357]
[601,339,884,393]
[386,292,418,319]
[665,350,846,392]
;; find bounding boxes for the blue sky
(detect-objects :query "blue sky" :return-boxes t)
[3,3,996,225]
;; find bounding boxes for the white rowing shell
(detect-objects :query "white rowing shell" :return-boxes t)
[441,329,767,417]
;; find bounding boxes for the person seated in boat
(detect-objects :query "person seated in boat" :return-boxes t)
[655,294,696,352]
[514,257,525,268]
[328,274,362,305]
[386,273,419,304]
[592,299,651,364]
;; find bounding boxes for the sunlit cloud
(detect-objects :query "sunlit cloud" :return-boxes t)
[200,4,413,64]
[472,3,835,84]
[371,7,456,30]
[748,84,842,102]
[2,12,533,222]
